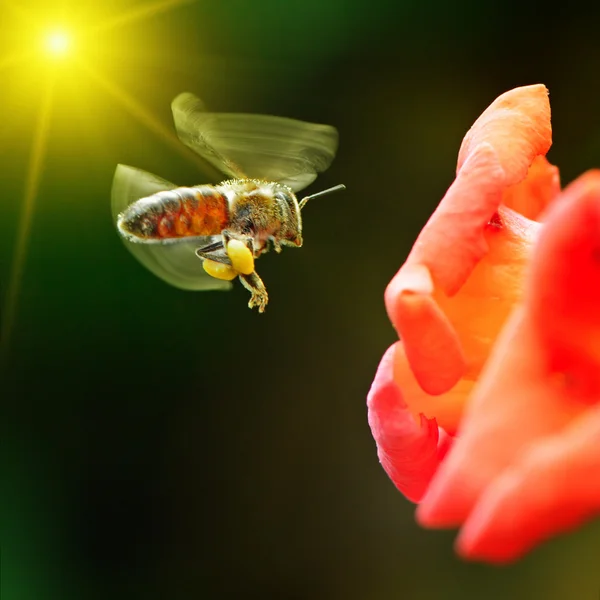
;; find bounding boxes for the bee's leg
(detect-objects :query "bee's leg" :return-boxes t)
[195,244,239,282]
[195,245,231,265]
[195,239,224,255]
[196,234,255,265]
[269,236,282,254]
[239,271,269,314]
[222,230,255,255]
[219,230,257,276]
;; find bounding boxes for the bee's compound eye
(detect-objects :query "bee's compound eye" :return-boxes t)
[202,259,238,281]
[226,240,254,275]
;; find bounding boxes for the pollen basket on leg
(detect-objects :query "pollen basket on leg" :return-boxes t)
[203,259,238,281]
[226,239,255,275]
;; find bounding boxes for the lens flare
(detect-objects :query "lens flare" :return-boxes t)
[44,31,71,57]
[1,1,201,366]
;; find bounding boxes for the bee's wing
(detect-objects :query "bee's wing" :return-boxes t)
[171,93,339,192]
[111,164,232,292]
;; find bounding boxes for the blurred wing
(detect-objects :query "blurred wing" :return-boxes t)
[111,164,232,292]
[171,92,339,192]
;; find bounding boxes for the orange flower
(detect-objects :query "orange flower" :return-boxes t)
[367,84,600,561]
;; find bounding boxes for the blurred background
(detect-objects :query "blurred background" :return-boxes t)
[2,1,600,599]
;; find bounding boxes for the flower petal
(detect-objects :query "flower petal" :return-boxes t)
[384,86,553,405]
[402,143,506,296]
[501,155,560,221]
[392,342,473,436]
[457,84,552,185]
[367,344,450,502]
[415,308,584,528]
[416,171,600,536]
[385,264,466,395]
[528,169,600,393]
[402,85,551,298]
[456,405,600,563]
[387,206,541,404]
[433,205,540,380]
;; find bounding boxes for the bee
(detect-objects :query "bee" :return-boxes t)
[111,92,344,313]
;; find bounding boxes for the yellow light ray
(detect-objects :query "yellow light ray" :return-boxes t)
[89,0,197,34]
[75,57,220,177]
[0,75,55,370]
[0,0,211,371]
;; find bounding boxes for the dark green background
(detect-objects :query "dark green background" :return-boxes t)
[3,1,600,599]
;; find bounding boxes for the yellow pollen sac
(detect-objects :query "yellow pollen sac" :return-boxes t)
[202,259,238,281]
[226,239,255,275]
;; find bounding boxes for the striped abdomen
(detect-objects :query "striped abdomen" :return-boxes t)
[118,186,229,243]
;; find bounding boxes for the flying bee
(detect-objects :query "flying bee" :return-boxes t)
[111,92,344,312]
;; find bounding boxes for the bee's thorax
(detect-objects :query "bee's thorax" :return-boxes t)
[222,179,303,251]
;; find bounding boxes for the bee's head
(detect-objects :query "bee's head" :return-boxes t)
[273,186,303,247]
[271,183,346,248]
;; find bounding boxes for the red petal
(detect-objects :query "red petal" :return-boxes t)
[458,84,552,185]
[450,181,600,561]
[456,404,600,563]
[528,169,600,393]
[416,175,600,535]
[385,264,466,395]
[501,155,560,221]
[432,205,540,380]
[367,344,450,502]
[397,85,551,299]
[415,309,585,528]
[392,342,474,436]
[403,143,506,296]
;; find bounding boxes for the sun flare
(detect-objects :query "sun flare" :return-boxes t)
[44,30,71,58]
[0,0,200,369]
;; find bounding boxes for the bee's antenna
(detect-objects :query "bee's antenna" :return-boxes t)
[299,184,346,210]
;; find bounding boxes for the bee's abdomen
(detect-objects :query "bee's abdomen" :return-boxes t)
[118,186,229,242]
